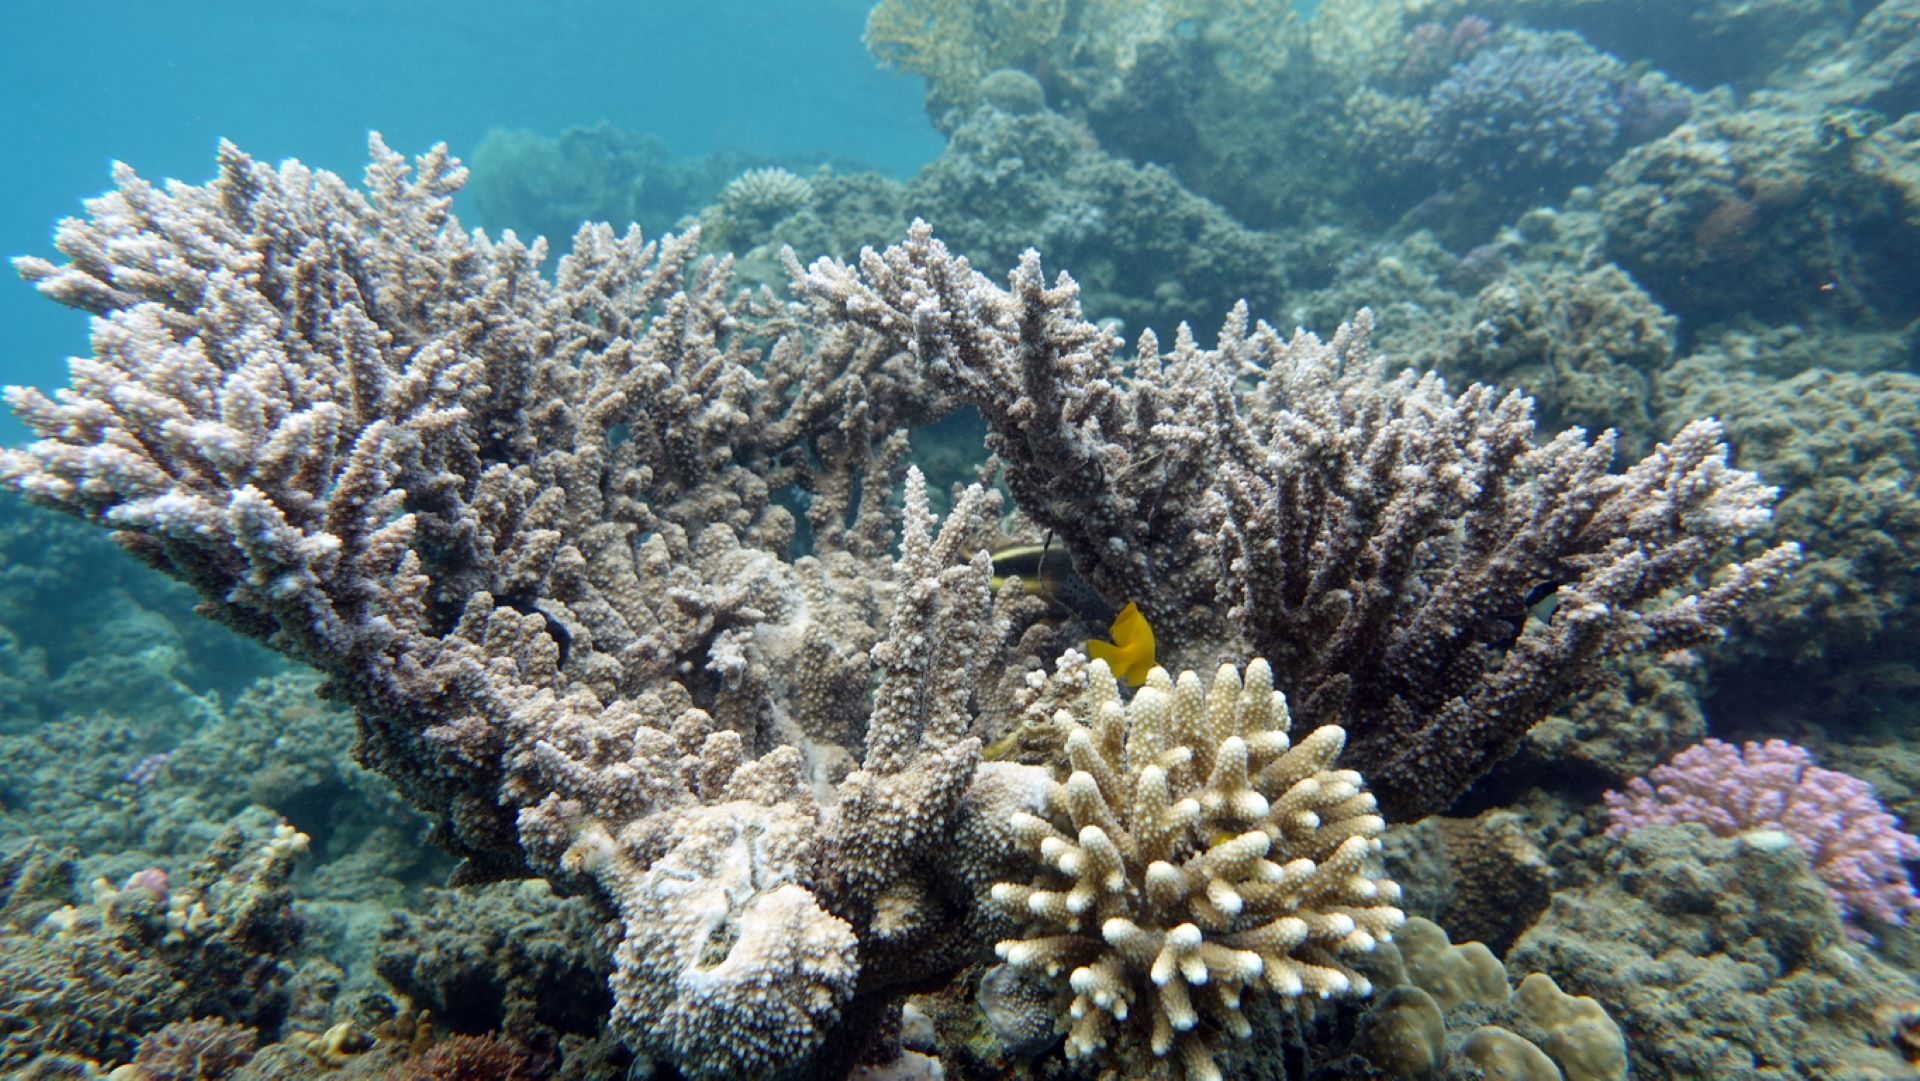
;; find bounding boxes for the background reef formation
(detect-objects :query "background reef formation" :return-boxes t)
[0,139,1788,1078]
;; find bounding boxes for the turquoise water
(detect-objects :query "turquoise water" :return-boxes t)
[0,0,939,443]
[1,3,1917,1079]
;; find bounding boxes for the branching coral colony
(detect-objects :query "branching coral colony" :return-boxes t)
[1,138,1794,1079]
[990,654,1404,1081]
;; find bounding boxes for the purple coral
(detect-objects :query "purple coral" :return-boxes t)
[1606,739,1920,933]
[1416,33,1686,186]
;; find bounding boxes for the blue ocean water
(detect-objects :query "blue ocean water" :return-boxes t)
[0,0,940,445]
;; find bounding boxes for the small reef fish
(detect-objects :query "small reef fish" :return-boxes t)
[1485,579,1562,653]
[979,598,1160,764]
[989,539,1156,686]
[1088,601,1157,688]
[989,540,1114,624]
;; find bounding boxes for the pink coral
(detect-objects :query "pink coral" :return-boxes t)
[1606,739,1920,933]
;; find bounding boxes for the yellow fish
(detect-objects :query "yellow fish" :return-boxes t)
[1088,601,1157,688]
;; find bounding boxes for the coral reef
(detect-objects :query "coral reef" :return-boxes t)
[383,1032,544,1081]
[0,668,441,903]
[467,124,704,251]
[0,133,1804,1078]
[125,1017,259,1081]
[1399,810,1553,956]
[1414,0,1853,90]
[703,97,1300,336]
[864,0,1305,132]
[0,137,993,1079]
[1415,32,1686,190]
[901,105,1290,336]
[1510,825,1920,1077]
[1598,95,1920,326]
[1438,261,1677,455]
[1516,651,1710,786]
[866,0,1443,233]
[374,879,613,1043]
[987,655,1404,1080]
[803,224,1796,821]
[467,123,863,257]
[1605,738,1920,934]
[0,494,282,728]
[10,0,1920,1073]
[0,821,308,1071]
[1655,358,1920,698]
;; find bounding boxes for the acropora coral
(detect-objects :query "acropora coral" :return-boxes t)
[989,655,1403,1080]
[0,137,1789,1078]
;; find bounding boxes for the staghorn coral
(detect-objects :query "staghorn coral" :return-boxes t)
[799,223,1798,821]
[507,471,1011,1079]
[0,137,996,1079]
[989,654,1404,1080]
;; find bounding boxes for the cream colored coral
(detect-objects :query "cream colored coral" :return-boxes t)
[1515,972,1628,1081]
[1396,915,1509,1011]
[718,167,813,222]
[991,656,1404,1080]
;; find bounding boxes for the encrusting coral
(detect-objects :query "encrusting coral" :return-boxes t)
[989,654,1404,1080]
[0,137,1794,1078]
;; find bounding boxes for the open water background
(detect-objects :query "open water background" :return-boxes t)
[0,0,943,444]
